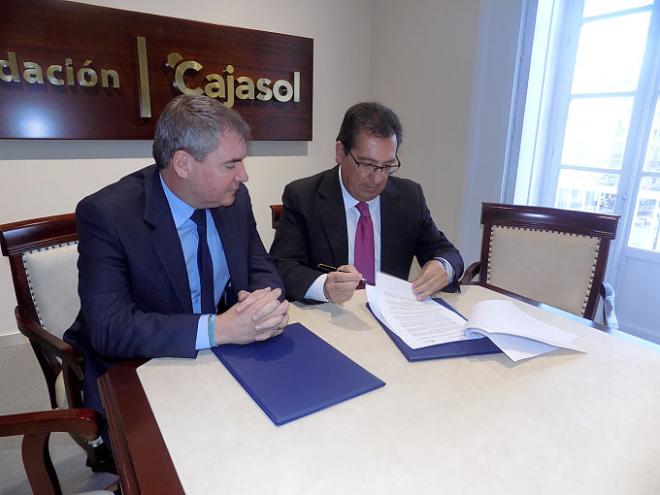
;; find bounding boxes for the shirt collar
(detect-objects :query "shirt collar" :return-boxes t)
[159,174,196,228]
[337,165,379,212]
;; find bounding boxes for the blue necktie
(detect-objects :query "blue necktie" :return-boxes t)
[191,209,216,314]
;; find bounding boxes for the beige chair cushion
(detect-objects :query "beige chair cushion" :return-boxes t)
[55,370,68,409]
[22,242,80,339]
[487,226,600,316]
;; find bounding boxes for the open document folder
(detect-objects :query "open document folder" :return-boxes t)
[367,272,585,362]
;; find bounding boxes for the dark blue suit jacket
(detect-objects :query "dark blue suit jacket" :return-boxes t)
[64,165,283,413]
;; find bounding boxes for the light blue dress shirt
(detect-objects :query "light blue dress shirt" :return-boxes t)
[160,176,230,349]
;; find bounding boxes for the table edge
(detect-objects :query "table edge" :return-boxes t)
[99,363,184,495]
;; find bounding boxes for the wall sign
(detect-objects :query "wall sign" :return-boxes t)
[0,0,313,140]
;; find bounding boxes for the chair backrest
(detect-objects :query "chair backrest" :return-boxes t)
[0,214,79,339]
[270,204,283,229]
[477,203,619,320]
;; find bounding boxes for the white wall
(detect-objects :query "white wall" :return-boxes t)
[0,0,525,339]
[370,0,480,244]
[370,0,525,267]
[458,0,526,264]
[0,0,373,337]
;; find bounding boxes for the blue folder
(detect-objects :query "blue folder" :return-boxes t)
[212,323,385,426]
[367,298,501,362]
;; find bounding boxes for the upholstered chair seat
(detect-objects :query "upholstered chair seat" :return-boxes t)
[23,241,80,408]
[487,226,600,317]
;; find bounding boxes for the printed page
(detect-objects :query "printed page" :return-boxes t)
[368,273,585,360]
[465,300,584,362]
[368,272,474,349]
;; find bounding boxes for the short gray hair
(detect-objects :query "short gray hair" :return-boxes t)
[153,95,251,169]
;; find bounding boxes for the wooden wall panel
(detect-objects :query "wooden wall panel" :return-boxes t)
[0,0,313,140]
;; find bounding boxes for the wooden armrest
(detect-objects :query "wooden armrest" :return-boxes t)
[0,409,101,441]
[460,261,481,285]
[0,409,104,494]
[15,306,84,379]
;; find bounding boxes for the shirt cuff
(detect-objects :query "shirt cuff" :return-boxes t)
[434,257,454,283]
[304,274,330,302]
[195,315,212,350]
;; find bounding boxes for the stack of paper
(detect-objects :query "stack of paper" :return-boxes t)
[367,272,584,362]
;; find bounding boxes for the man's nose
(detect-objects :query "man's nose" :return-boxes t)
[236,162,249,182]
[370,169,386,185]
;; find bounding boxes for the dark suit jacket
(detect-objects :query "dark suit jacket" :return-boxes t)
[270,165,463,301]
[64,165,283,413]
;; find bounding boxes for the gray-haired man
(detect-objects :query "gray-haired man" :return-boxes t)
[65,94,288,425]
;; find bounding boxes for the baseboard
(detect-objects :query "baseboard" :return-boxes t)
[0,331,28,348]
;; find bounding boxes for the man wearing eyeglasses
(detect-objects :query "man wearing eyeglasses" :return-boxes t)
[270,102,463,304]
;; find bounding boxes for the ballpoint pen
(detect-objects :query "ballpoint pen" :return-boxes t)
[317,263,369,285]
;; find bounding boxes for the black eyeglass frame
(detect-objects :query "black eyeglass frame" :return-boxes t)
[345,147,401,176]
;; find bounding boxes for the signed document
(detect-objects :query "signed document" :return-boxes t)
[366,272,475,349]
[367,272,584,362]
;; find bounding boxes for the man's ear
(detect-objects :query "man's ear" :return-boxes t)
[171,150,193,178]
[335,141,345,165]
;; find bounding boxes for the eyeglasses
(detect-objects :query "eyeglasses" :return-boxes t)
[346,148,401,177]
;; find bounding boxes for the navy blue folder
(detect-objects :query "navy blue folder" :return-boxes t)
[367,298,501,362]
[212,323,385,426]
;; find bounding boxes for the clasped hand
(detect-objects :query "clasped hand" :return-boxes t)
[214,287,289,345]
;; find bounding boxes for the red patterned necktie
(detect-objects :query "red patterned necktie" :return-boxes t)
[354,202,375,285]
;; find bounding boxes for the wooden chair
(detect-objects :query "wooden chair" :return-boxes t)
[0,408,113,495]
[462,203,620,326]
[0,213,111,471]
[270,204,283,229]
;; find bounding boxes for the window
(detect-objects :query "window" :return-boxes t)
[515,0,660,253]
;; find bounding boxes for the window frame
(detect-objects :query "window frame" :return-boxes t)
[528,0,660,260]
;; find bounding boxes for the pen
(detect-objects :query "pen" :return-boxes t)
[317,263,368,284]
[317,263,339,273]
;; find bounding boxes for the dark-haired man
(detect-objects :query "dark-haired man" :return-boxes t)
[65,94,288,423]
[270,102,463,304]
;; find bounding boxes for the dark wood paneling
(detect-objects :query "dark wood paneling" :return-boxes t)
[480,202,619,239]
[0,0,313,140]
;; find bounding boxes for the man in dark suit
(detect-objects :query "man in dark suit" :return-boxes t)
[270,102,463,304]
[65,95,288,423]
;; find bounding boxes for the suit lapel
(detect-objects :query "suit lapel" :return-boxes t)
[143,168,193,312]
[380,179,403,274]
[317,166,349,265]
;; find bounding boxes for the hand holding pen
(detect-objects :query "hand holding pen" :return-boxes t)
[318,264,363,304]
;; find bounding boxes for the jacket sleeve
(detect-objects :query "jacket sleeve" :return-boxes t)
[269,184,326,302]
[242,189,285,295]
[76,197,199,360]
[412,184,464,292]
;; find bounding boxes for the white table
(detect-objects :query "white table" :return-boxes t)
[135,285,660,494]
